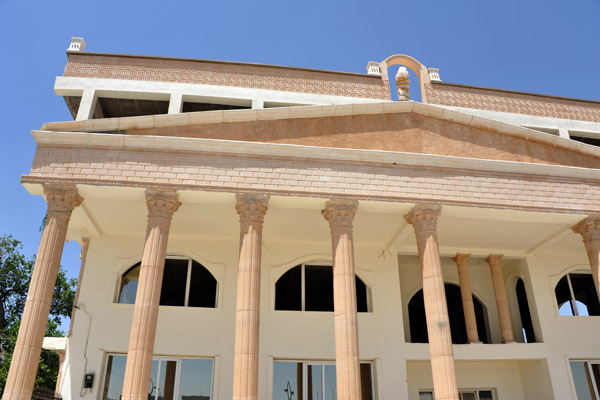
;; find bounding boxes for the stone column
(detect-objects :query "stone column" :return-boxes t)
[54,349,66,397]
[232,193,269,400]
[485,254,514,343]
[405,204,458,400]
[323,199,362,400]
[121,190,180,400]
[452,253,480,344]
[3,185,82,400]
[572,216,600,301]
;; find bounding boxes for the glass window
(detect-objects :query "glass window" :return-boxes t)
[273,361,374,400]
[274,264,370,312]
[118,264,141,304]
[118,258,217,308]
[420,390,494,400]
[555,273,600,316]
[570,361,600,400]
[102,355,213,400]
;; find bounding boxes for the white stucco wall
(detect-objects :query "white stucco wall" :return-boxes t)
[59,221,596,400]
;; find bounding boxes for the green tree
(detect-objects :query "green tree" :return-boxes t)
[0,234,77,396]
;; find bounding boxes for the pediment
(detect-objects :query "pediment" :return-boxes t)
[43,103,600,169]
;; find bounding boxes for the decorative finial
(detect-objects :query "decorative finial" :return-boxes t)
[395,67,410,101]
[67,37,86,52]
[428,68,441,81]
[366,61,382,76]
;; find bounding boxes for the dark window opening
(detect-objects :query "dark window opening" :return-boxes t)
[515,279,536,343]
[305,265,334,311]
[94,98,169,119]
[555,273,600,316]
[571,135,600,148]
[160,259,188,306]
[182,102,250,113]
[274,264,370,312]
[118,258,217,308]
[408,283,488,344]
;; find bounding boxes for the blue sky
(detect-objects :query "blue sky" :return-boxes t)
[0,0,599,330]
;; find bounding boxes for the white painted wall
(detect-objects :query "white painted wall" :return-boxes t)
[59,219,597,400]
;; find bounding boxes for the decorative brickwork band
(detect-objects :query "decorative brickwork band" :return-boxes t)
[122,190,180,400]
[572,216,600,301]
[232,193,269,400]
[323,199,362,400]
[485,254,515,343]
[452,253,480,343]
[405,204,459,400]
[3,185,82,400]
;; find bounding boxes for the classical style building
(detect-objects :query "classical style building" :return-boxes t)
[4,37,600,400]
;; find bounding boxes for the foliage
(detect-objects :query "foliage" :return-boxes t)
[0,234,76,396]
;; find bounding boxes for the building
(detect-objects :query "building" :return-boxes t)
[4,37,600,400]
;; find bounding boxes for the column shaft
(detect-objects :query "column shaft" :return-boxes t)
[323,200,362,400]
[485,254,514,343]
[121,190,180,400]
[452,254,480,343]
[572,216,600,301]
[3,185,82,400]
[405,204,458,400]
[232,194,269,400]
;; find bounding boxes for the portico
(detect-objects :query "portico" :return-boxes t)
[4,94,599,400]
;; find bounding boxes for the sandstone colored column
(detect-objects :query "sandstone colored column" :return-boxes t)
[572,216,600,301]
[121,190,180,400]
[232,193,269,400]
[485,254,514,343]
[323,199,362,400]
[405,204,458,400]
[3,185,82,400]
[452,253,480,344]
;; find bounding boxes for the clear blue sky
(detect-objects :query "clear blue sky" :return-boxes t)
[0,0,599,330]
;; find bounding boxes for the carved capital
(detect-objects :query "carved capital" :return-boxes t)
[485,254,504,268]
[145,190,180,223]
[452,253,471,266]
[404,204,442,235]
[236,193,269,225]
[44,185,83,215]
[323,199,358,231]
[572,216,600,243]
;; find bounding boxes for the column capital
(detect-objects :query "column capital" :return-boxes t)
[404,204,442,234]
[572,216,600,243]
[235,193,269,225]
[485,254,504,267]
[452,253,471,266]
[322,199,358,231]
[145,190,180,221]
[44,184,83,214]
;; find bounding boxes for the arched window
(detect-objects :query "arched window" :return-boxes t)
[408,283,489,344]
[555,272,600,316]
[118,258,217,308]
[275,264,370,312]
[515,278,536,343]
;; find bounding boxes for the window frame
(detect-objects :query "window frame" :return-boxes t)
[274,262,371,312]
[555,272,599,317]
[419,389,496,400]
[569,360,600,400]
[101,353,216,400]
[272,359,375,400]
[116,256,218,308]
